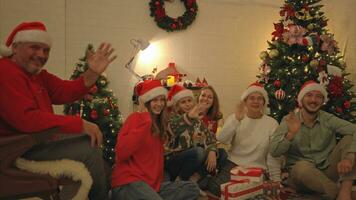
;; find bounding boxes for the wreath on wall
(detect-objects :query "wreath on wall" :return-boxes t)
[149,0,198,32]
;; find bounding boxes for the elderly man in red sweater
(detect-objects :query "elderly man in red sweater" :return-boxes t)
[0,21,116,200]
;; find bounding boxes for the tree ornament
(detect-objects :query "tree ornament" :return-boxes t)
[307,23,315,30]
[327,65,342,77]
[89,85,98,94]
[302,55,309,63]
[99,79,107,86]
[80,102,84,117]
[335,107,343,113]
[318,71,329,87]
[319,59,326,67]
[269,49,279,58]
[104,109,110,116]
[274,80,282,88]
[309,59,319,68]
[344,101,351,109]
[90,110,98,119]
[275,89,286,100]
[149,0,198,32]
[259,51,269,61]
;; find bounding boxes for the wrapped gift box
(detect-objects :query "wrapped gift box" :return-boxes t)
[220,180,263,200]
[230,166,263,183]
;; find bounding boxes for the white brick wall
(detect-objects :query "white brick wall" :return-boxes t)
[1,0,355,118]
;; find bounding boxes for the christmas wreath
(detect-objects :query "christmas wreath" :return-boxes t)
[149,0,198,32]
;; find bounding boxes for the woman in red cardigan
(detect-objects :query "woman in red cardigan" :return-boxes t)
[111,79,199,200]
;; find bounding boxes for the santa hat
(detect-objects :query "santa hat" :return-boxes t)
[0,21,52,57]
[136,79,167,103]
[240,82,269,105]
[297,80,328,105]
[167,84,194,106]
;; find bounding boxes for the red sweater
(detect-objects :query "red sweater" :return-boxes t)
[111,112,164,192]
[0,58,89,137]
[202,115,218,134]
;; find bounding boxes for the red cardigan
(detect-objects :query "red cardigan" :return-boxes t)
[0,58,89,137]
[111,112,164,192]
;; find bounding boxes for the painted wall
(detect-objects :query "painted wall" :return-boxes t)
[1,0,355,119]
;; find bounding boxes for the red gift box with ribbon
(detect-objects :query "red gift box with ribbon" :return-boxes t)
[220,179,263,200]
[230,166,263,183]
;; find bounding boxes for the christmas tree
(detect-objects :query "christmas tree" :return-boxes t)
[64,44,123,165]
[257,0,356,123]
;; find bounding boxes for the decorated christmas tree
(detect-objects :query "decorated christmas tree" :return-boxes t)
[257,0,356,123]
[64,44,123,165]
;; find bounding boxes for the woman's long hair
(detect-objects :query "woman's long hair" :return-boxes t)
[199,85,222,120]
[145,99,168,140]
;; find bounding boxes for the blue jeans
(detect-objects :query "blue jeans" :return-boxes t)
[112,181,199,200]
[165,147,206,181]
[200,148,228,177]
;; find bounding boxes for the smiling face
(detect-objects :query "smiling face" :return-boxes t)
[301,90,324,114]
[244,92,265,117]
[11,42,50,75]
[149,95,166,115]
[176,96,195,113]
[198,88,214,109]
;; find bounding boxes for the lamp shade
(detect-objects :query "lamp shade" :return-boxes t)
[131,39,150,51]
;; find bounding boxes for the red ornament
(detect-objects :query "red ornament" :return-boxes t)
[155,1,160,6]
[319,59,326,67]
[104,109,110,116]
[274,80,282,88]
[335,107,343,113]
[275,89,286,100]
[344,101,351,109]
[90,110,98,119]
[187,0,196,7]
[171,23,177,29]
[302,55,309,63]
[89,85,98,94]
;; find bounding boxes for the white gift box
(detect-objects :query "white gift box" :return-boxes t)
[230,166,263,183]
[220,180,263,200]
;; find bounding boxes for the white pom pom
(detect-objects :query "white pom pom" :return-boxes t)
[0,45,12,57]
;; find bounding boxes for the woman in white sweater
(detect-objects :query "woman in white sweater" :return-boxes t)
[203,83,281,197]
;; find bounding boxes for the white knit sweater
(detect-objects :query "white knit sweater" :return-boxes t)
[217,114,281,181]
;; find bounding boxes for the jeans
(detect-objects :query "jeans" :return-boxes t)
[204,160,237,196]
[200,148,228,177]
[165,146,206,181]
[112,180,200,200]
[23,135,109,200]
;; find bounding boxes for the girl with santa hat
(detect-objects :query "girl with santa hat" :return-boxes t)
[111,80,199,200]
